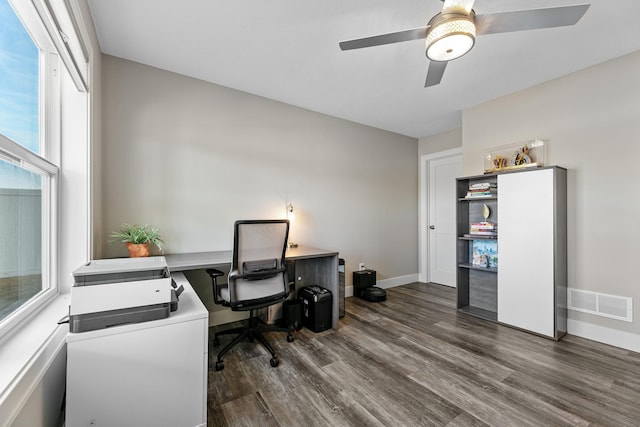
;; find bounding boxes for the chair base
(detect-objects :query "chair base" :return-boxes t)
[213,310,293,371]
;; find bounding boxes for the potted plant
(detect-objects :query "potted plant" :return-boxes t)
[110,223,164,257]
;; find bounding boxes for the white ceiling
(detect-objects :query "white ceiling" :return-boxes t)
[86,0,640,139]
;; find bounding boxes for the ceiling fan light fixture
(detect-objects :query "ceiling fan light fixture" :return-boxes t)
[425,13,476,62]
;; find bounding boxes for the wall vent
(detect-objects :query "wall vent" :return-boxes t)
[568,288,632,322]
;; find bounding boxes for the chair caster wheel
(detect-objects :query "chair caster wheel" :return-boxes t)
[215,361,224,371]
[213,338,220,346]
[287,334,294,343]
[270,357,279,367]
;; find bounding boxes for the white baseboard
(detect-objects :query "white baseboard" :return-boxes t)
[567,318,640,353]
[345,273,418,299]
[377,274,419,289]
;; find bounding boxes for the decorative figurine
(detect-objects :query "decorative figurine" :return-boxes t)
[511,144,531,166]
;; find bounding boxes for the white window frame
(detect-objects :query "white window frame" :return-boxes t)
[0,0,62,339]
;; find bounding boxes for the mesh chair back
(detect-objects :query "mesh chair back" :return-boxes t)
[228,220,289,308]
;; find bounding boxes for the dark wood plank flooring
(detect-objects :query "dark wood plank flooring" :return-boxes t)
[206,283,640,426]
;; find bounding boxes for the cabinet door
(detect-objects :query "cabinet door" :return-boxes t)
[497,169,555,337]
[66,318,207,427]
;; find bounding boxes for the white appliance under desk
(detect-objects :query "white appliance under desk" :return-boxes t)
[65,272,208,427]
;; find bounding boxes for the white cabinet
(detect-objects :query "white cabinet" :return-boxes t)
[66,272,208,427]
[457,166,567,340]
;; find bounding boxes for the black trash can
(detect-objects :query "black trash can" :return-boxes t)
[282,299,303,331]
[339,258,345,318]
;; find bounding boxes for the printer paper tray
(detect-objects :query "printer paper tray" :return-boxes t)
[69,303,170,333]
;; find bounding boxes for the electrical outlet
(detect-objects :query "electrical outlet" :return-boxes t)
[359,263,365,271]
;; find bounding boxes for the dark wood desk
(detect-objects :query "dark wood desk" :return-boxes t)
[164,246,340,329]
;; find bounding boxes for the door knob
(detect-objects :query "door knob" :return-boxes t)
[429,225,435,230]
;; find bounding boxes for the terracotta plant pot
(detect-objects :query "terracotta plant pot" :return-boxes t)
[127,242,149,257]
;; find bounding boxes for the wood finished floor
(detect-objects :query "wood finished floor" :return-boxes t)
[206,283,640,426]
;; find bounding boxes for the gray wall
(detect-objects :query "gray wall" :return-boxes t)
[418,128,462,157]
[462,50,640,341]
[100,55,419,285]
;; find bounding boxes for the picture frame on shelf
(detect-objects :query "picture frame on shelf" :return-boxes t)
[472,239,498,268]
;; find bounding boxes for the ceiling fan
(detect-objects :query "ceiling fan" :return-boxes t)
[339,0,590,87]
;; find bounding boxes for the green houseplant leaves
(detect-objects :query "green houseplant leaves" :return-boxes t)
[110,223,164,250]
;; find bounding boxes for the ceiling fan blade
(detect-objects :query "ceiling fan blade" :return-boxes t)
[425,61,448,88]
[442,0,475,15]
[339,26,429,51]
[476,4,590,35]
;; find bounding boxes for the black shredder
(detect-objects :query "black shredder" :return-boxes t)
[298,286,332,332]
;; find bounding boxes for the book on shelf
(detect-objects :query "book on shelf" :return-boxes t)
[469,222,497,235]
[465,182,497,198]
[465,192,493,198]
[470,221,496,228]
[469,182,496,190]
[465,232,497,238]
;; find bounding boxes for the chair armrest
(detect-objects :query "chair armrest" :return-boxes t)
[206,268,224,278]
[206,268,226,305]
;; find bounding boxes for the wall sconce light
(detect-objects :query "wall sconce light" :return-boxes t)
[286,203,298,248]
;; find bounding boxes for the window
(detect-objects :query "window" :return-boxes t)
[0,0,39,153]
[0,0,59,332]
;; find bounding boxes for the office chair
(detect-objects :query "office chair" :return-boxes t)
[206,219,294,371]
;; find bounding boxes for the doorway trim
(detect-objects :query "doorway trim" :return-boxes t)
[419,147,463,283]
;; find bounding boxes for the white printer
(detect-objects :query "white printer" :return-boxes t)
[69,257,175,333]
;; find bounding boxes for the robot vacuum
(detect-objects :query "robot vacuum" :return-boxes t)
[361,286,387,302]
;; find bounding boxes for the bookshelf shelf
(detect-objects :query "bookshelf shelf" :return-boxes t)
[458,306,497,322]
[459,235,497,240]
[458,196,498,202]
[458,263,498,273]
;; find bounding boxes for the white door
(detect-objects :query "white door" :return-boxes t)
[428,155,462,286]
